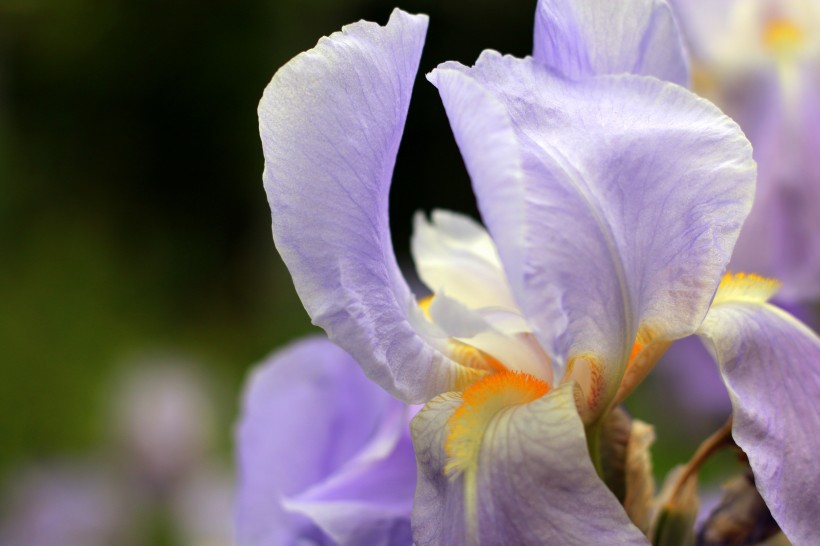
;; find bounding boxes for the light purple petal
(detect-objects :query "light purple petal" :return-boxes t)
[533,0,689,85]
[235,337,416,546]
[430,54,754,419]
[283,427,416,546]
[410,383,649,546]
[697,302,820,546]
[424,67,527,311]
[260,9,466,403]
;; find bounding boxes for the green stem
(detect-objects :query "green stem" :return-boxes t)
[586,421,604,479]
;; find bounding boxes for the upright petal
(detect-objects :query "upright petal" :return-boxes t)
[697,275,820,546]
[533,0,689,85]
[431,54,754,420]
[260,9,466,403]
[235,337,416,546]
[424,68,528,308]
[411,380,649,546]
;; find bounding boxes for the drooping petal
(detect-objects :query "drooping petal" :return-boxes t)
[411,380,649,546]
[533,0,689,85]
[260,9,471,404]
[282,426,417,546]
[430,53,754,420]
[697,276,820,546]
[235,337,416,546]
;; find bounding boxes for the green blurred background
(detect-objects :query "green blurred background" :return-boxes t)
[0,0,543,483]
[0,0,737,540]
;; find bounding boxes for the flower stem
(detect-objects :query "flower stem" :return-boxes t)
[587,421,604,479]
[669,415,734,501]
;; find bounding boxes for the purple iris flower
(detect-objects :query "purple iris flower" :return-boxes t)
[256,0,820,544]
[235,337,417,546]
[0,464,124,546]
[670,0,820,302]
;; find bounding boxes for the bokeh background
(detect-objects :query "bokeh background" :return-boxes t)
[0,0,765,543]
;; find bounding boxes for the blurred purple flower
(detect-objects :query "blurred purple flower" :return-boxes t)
[234,337,417,546]
[0,463,124,546]
[0,359,234,546]
[172,465,234,546]
[111,361,216,491]
[257,0,820,544]
[671,0,820,302]
[110,359,234,545]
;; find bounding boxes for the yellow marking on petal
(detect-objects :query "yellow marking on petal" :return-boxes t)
[712,272,782,306]
[616,325,672,405]
[628,340,645,368]
[626,324,662,370]
[763,19,804,56]
[418,294,435,318]
[444,371,550,542]
[445,371,550,474]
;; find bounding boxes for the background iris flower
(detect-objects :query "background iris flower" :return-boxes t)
[235,337,417,546]
[653,0,820,482]
[671,0,820,302]
[254,0,820,544]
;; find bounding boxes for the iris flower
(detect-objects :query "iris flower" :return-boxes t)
[235,337,417,545]
[257,0,820,544]
[671,0,820,301]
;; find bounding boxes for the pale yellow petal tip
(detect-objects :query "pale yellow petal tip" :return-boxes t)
[444,371,549,477]
[713,272,782,306]
[418,294,434,318]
